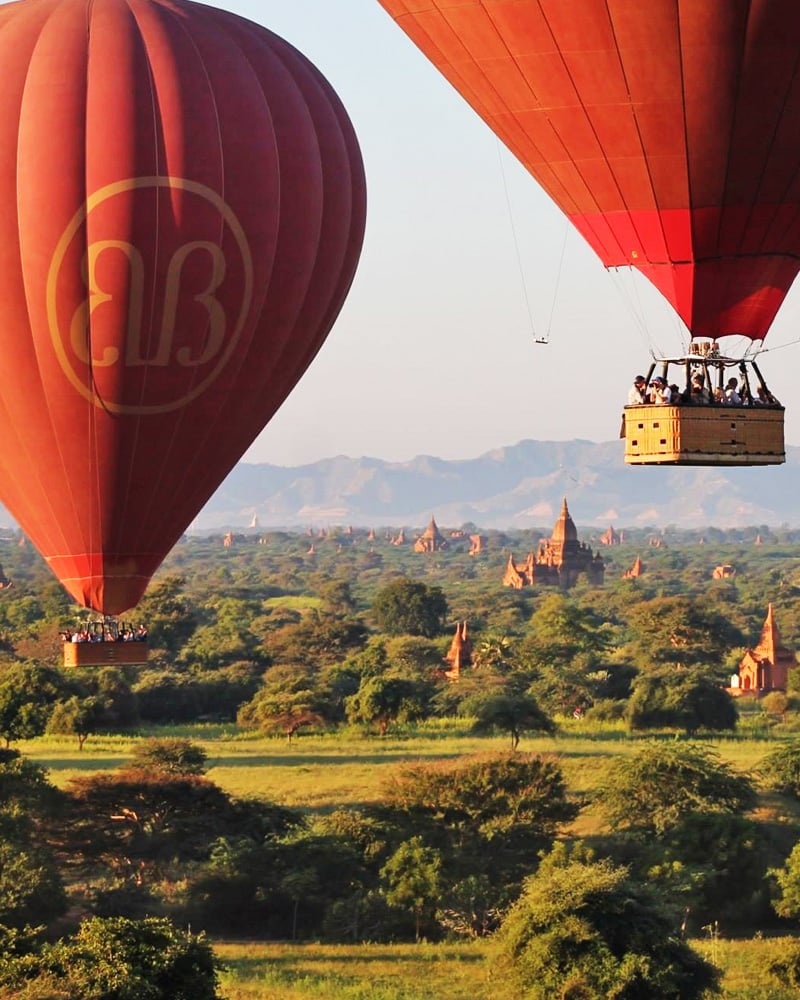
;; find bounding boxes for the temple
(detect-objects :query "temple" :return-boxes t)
[443,621,471,680]
[731,604,797,695]
[503,498,604,590]
[414,515,446,553]
[600,525,622,546]
[623,556,643,578]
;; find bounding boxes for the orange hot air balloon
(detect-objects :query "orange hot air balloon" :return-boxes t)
[376,0,800,343]
[0,0,366,614]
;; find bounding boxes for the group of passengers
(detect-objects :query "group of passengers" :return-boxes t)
[627,373,780,408]
[61,624,147,643]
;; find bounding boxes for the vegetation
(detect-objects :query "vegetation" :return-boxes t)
[491,841,720,999]
[1,522,800,993]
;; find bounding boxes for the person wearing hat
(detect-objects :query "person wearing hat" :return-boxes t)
[651,376,673,405]
[627,375,647,405]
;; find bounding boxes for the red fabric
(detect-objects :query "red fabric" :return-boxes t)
[0,0,366,612]
[378,0,800,340]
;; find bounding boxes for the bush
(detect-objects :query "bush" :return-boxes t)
[491,842,720,1000]
[0,915,223,1000]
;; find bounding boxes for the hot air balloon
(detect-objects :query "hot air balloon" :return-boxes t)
[376,0,793,465]
[0,0,366,641]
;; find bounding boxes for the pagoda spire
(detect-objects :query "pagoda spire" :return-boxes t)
[551,496,578,545]
[758,603,781,662]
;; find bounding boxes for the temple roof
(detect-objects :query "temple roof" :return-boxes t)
[422,515,443,541]
[551,497,578,543]
[753,603,791,663]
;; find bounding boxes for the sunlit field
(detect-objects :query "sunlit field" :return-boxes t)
[20,717,784,815]
[214,938,800,1000]
[18,721,800,1000]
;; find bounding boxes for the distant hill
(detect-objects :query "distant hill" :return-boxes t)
[196,439,800,531]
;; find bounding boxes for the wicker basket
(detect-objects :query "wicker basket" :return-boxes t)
[63,641,148,668]
[623,405,785,466]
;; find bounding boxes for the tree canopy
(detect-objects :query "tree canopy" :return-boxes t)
[598,742,757,839]
[491,842,720,1000]
[371,578,447,637]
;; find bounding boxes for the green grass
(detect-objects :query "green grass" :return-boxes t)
[216,942,487,1000]
[19,723,800,999]
[20,724,787,809]
[215,938,800,1000]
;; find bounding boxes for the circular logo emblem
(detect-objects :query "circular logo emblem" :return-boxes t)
[47,176,254,415]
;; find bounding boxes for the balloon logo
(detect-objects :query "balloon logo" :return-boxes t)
[0,0,366,614]
[48,177,254,415]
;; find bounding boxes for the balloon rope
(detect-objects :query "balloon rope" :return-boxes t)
[495,139,542,343]
[546,220,569,341]
[607,266,658,358]
[753,336,800,355]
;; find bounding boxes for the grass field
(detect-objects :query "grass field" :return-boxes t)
[18,721,800,999]
[214,938,800,1000]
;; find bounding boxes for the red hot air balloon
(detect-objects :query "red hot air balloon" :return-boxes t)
[376,0,800,344]
[0,0,366,614]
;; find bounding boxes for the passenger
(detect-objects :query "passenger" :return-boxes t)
[689,374,711,404]
[754,385,780,406]
[627,375,647,405]
[724,378,742,405]
[650,377,672,404]
[669,383,682,404]
[713,387,725,404]
[135,624,148,642]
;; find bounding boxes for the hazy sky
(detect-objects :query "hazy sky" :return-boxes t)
[195,2,800,463]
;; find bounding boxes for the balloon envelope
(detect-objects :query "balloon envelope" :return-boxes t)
[378,0,800,340]
[0,0,366,613]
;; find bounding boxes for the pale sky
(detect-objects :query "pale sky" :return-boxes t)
[66,1,800,465]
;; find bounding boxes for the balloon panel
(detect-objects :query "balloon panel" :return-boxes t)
[378,0,800,339]
[0,0,366,613]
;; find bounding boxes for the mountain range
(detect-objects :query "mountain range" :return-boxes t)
[196,439,800,532]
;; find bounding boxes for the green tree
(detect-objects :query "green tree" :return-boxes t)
[759,741,800,796]
[371,578,447,637]
[380,836,442,941]
[182,597,262,669]
[0,750,66,931]
[0,747,61,818]
[62,770,251,885]
[126,738,208,776]
[384,635,444,679]
[598,742,756,839]
[491,842,720,1000]
[237,663,332,738]
[0,915,222,1000]
[132,672,203,724]
[134,575,197,658]
[768,941,800,991]
[625,670,738,734]
[0,662,66,745]
[626,596,742,674]
[318,579,356,615]
[463,690,555,749]
[346,676,432,735]
[769,841,800,920]
[525,593,609,663]
[381,753,578,890]
[47,695,107,750]
[0,834,66,930]
[655,812,767,931]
